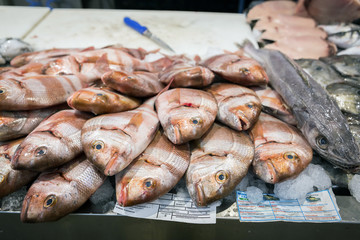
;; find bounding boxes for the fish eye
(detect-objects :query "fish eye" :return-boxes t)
[96,93,104,96]
[35,146,47,157]
[0,174,5,183]
[239,68,250,74]
[284,152,298,161]
[316,136,328,149]
[0,88,6,94]
[92,140,104,151]
[190,117,202,125]
[143,178,156,190]
[215,171,228,184]
[357,90,360,95]
[43,195,57,208]
[127,76,133,80]
[315,66,322,71]
[246,103,254,109]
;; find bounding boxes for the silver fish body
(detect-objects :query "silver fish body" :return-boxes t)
[326,82,360,115]
[81,98,159,176]
[186,123,254,206]
[0,138,38,198]
[11,110,91,172]
[116,131,190,206]
[320,24,360,49]
[155,88,218,145]
[244,43,360,172]
[20,155,106,223]
[207,83,261,131]
[345,113,360,149]
[321,55,360,79]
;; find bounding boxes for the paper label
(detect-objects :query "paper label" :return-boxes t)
[113,193,217,224]
[236,189,341,222]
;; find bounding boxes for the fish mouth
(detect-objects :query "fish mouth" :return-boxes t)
[235,111,250,130]
[10,147,24,170]
[104,151,120,176]
[117,182,129,207]
[166,124,182,145]
[194,182,206,206]
[20,195,33,223]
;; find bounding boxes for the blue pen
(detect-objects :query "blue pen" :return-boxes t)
[124,17,175,53]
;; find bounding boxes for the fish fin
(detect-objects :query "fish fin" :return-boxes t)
[81,46,95,52]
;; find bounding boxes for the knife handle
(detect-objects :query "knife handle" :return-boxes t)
[124,17,148,34]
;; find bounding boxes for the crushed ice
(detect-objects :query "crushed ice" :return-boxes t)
[348,174,360,203]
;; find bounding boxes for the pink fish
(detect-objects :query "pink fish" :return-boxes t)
[155,88,218,144]
[116,131,190,206]
[186,123,254,206]
[250,113,313,183]
[20,155,106,222]
[11,110,91,171]
[207,83,261,131]
[202,54,269,86]
[0,138,38,198]
[81,97,159,176]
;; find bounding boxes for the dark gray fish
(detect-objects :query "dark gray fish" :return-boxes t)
[321,55,360,79]
[244,42,360,172]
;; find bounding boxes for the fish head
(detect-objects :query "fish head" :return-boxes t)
[11,133,64,172]
[20,173,74,223]
[186,154,244,206]
[303,119,360,172]
[166,109,206,144]
[220,96,262,131]
[0,79,25,109]
[82,126,132,176]
[253,143,313,184]
[116,165,164,207]
[68,88,111,112]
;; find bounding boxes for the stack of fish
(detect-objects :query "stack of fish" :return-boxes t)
[246,1,337,59]
[0,43,359,223]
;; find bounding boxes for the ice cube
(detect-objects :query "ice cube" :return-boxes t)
[246,186,263,204]
[0,186,27,211]
[306,164,332,191]
[348,174,360,203]
[274,164,331,203]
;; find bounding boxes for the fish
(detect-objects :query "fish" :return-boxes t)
[116,131,190,206]
[244,42,360,172]
[159,62,215,88]
[300,0,360,24]
[320,23,360,49]
[263,36,337,59]
[43,48,155,76]
[0,74,87,110]
[0,138,38,198]
[186,123,254,206]
[20,155,106,223]
[11,110,92,172]
[10,48,85,67]
[67,86,140,115]
[0,38,32,64]
[202,54,268,86]
[338,46,360,55]
[296,58,345,89]
[251,86,297,125]
[345,113,360,149]
[155,88,218,145]
[0,104,67,141]
[81,97,159,176]
[101,70,164,97]
[258,26,327,42]
[320,55,360,79]
[206,83,261,131]
[246,1,309,22]
[249,113,313,183]
[326,83,360,115]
